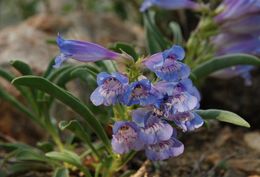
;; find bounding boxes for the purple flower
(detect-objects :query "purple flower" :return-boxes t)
[167,112,204,132]
[155,79,201,102]
[132,108,173,144]
[154,79,199,115]
[215,0,260,23]
[90,72,128,106]
[220,14,260,35]
[140,0,199,12]
[211,0,260,84]
[145,130,184,161]
[123,79,159,106]
[161,93,198,115]
[53,35,124,68]
[143,45,190,82]
[112,121,144,154]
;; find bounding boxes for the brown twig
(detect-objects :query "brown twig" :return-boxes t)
[130,160,151,177]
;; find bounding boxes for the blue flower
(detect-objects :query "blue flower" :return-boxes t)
[161,93,198,115]
[154,78,201,102]
[140,0,199,12]
[90,72,128,106]
[112,121,144,154]
[53,34,126,68]
[154,79,199,115]
[123,79,159,106]
[145,130,184,161]
[211,0,260,85]
[132,108,173,144]
[143,45,190,82]
[167,112,204,132]
[215,0,260,23]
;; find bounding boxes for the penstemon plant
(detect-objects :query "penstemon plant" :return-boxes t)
[0,0,260,177]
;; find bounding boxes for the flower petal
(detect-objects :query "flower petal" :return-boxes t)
[90,86,104,106]
[145,135,184,161]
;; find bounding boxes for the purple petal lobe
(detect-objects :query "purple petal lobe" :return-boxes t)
[145,135,184,161]
[124,79,159,106]
[90,72,128,106]
[112,121,144,154]
[168,112,204,132]
[132,108,173,144]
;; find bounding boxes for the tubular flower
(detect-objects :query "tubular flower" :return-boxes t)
[140,0,199,12]
[154,81,199,115]
[123,79,159,106]
[90,72,128,106]
[143,45,190,82]
[112,121,145,154]
[167,112,204,132]
[132,108,173,144]
[53,34,126,68]
[145,131,184,161]
[212,0,260,85]
[215,0,260,23]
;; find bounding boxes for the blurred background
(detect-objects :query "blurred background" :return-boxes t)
[0,0,259,176]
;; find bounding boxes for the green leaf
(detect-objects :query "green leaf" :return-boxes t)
[7,162,50,175]
[53,167,69,177]
[169,21,183,45]
[47,65,72,81]
[46,150,81,167]
[0,68,14,82]
[0,143,31,151]
[59,120,100,158]
[70,67,97,79]
[10,60,33,75]
[0,86,36,121]
[12,76,111,150]
[15,149,49,162]
[111,42,139,61]
[192,54,260,80]
[143,11,169,54]
[47,150,92,177]
[43,58,56,78]
[196,109,250,128]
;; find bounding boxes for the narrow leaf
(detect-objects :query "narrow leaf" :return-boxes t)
[169,21,183,45]
[192,54,260,80]
[111,42,139,61]
[12,76,111,150]
[143,11,169,54]
[15,149,49,162]
[10,60,33,75]
[0,86,36,121]
[46,150,81,167]
[59,120,100,158]
[196,109,250,128]
[53,167,69,177]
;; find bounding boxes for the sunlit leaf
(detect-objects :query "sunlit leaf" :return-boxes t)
[196,109,250,128]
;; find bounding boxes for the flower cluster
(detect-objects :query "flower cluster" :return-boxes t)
[90,45,204,161]
[212,0,260,85]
